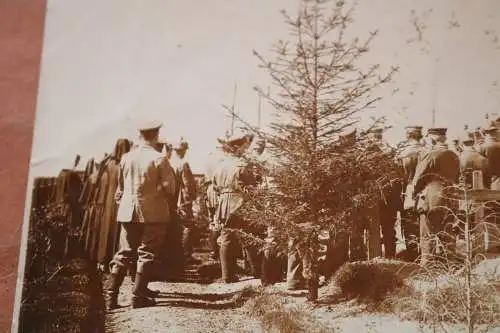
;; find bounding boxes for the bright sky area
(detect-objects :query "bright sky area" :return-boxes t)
[29,0,500,177]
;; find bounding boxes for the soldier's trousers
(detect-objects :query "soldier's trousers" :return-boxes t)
[323,230,349,279]
[242,225,264,278]
[350,218,367,261]
[261,243,284,285]
[219,227,239,282]
[209,230,221,259]
[181,204,195,258]
[379,204,397,258]
[420,208,456,265]
[286,237,318,290]
[400,209,420,258]
[109,221,167,275]
[163,215,184,278]
[287,238,304,289]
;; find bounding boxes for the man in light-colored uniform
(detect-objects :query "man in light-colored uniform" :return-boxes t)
[212,134,255,283]
[399,125,425,260]
[411,127,460,265]
[106,120,176,309]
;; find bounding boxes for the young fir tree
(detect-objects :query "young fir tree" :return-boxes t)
[231,0,400,301]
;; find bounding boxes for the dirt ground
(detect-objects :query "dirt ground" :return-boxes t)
[104,270,500,333]
[105,276,264,333]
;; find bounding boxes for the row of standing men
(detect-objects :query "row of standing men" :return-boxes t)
[323,120,500,273]
[203,119,500,294]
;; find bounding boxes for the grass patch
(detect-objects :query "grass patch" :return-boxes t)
[245,293,335,333]
[390,276,500,328]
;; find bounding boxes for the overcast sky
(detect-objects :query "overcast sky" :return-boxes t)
[29,0,500,176]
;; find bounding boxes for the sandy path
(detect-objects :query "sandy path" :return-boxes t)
[105,276,264,333]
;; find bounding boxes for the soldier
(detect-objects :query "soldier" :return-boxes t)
[156,140,185,281]
[451,138,462,155]
[459,131,490,189]
[239,137,268,278]
[213,133,256,283]
[322,130,356,278]
[479,123,500,190]
[479,122,500,251]
[205,142,227,261]
[365,127,400,259]
[399,125,425,260]
[171,138,198,263]
[105,120,176,309]
[457,130,490,243]
[411,127,460,265]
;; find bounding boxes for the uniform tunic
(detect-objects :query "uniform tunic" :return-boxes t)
[411,143,460,264]
[110,142,176,274]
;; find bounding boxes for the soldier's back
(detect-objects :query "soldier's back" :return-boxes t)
[480,140,500,178]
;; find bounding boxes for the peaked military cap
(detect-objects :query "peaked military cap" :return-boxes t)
[217,133,254,149]
[427,127,447,136]
[138,120,162,131]
[369,127,384,134]
[482,119,498,133]
[404,125,423,132]
[460,131,475,144]
[340,129,356,140]
[174,137,189,150]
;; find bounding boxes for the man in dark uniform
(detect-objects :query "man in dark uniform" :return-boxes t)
[322,129,356,278]
[479,123,500,251]
[106,120,176,309]
[459,130,490,189]
[411,127,460,265]
[399,126,425,260]
[457,130,490,246]
[366,127,400,259]
[171,138,198,263]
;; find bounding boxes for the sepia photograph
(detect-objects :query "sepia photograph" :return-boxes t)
[10,0,500,332]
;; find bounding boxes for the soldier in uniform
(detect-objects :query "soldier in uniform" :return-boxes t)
[411,127,460,265]
[212,133,256,283]
[323,129,356,278]
[364,127,400,259]
[459,130,490,189]
[399,126,425,260]
[479,123,500,190]
[106,120,176,309]
[479,122,500,251]
[171,138,198,263]
[457,130,490,243]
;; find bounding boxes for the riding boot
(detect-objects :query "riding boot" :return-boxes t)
[132,272,156,308]
[105,271,125,310]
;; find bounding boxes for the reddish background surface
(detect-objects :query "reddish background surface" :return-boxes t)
[0,0,47,331]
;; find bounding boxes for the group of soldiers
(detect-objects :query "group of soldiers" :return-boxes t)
[399,118,500,264]
[101,113,500,310]
[342,116,500,268]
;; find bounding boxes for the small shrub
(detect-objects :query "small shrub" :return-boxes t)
[333,261,404,304]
